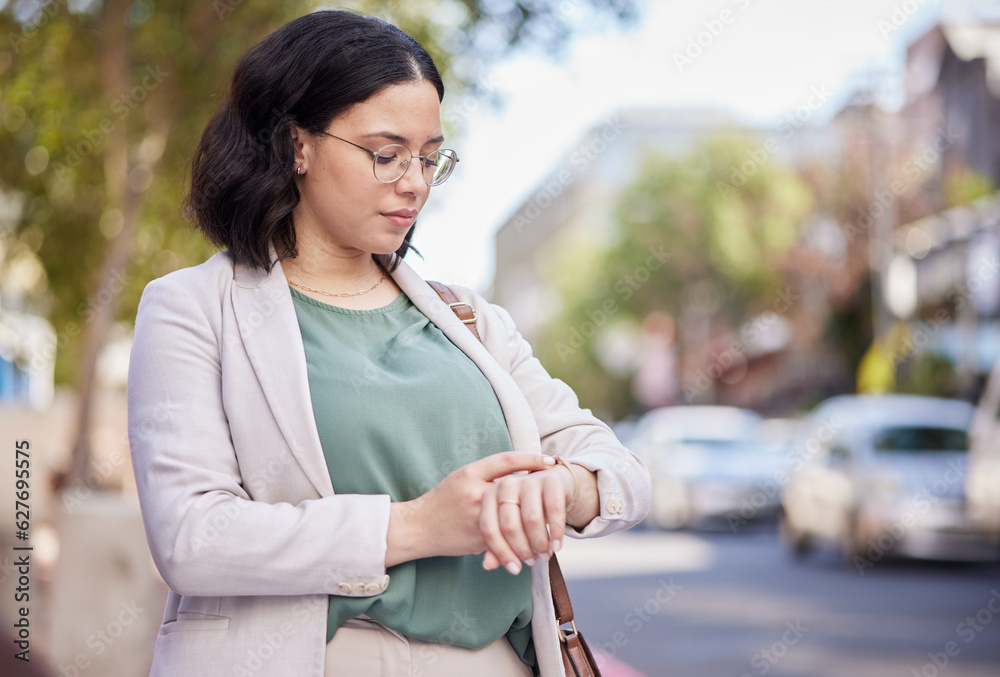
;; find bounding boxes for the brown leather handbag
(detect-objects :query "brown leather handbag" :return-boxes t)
[428,281,604,677]
[549,556,603,677]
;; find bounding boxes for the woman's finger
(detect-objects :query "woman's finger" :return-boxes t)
[542,472,568,553]
[470,452,555,483]
[480,485,522,575]
[518,480,551,557]
[483,549,501,570]
[496,485,536,566]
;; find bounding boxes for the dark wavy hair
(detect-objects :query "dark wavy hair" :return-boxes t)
[184,10,444,272]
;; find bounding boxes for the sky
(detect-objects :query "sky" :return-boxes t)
[406,0,961,292]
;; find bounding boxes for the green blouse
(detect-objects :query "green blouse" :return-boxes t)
[290,287,534,667]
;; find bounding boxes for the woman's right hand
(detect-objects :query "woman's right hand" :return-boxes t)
[385,452,555,567]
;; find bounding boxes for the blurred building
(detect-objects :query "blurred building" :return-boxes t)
[493,107,729,342]
[886,17,1000,397]
[903,21,1000,206]
[492,11,1000,415]
[896,192,1000,384]
[491,104,844,414]
[492,107,835,343]
[906,16,1000,189]
[0,305,54,410]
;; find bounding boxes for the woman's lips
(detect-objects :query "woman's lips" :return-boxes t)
[382,210,417,228]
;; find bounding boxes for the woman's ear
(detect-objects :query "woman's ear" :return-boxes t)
[290,124,308,170]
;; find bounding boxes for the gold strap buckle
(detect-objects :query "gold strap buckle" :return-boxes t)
[557,619,579,642]
[448,301,478,324]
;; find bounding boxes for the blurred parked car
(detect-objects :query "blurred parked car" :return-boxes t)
[630,406,786,529]
[780,394,1000,563]
[968,359,1000,544]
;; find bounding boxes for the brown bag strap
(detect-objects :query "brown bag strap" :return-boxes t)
[428,279,578,626]
[426,280,481,342]
[548,553,574,625]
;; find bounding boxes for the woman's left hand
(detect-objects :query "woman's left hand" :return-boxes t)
[479,460,597,575]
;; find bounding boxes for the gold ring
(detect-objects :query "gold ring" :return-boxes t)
[498,500,520,507]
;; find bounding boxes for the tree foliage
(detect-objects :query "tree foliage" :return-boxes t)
[0,0,298,382]
[0,0,639,383]
[0,0,638,485]
[536,136,815,420]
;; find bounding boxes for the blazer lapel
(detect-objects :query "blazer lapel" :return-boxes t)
[231,256,334,498]
[392,261,543,455]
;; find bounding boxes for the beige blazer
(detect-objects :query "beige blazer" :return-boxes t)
[127,250,651,677]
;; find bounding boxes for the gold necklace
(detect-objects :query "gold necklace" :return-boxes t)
[288,269,388,298]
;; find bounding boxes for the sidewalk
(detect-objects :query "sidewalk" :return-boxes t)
[1,387,165,677]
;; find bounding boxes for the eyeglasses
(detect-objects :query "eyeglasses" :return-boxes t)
[320,132,460,186]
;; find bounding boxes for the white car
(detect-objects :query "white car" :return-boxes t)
[630,406,785,530]
[780,394,999,564]
[968,359,1000,547]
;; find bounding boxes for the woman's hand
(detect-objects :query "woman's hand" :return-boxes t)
[385,452,555,567]
[480,460,599,575]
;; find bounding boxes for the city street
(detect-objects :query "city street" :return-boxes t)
[558,527,1000,677]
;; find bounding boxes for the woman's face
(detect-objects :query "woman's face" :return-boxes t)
[292,79,443,258]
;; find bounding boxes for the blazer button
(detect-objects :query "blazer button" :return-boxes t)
[606,497,624,515]
[364,582,381,595]
[352,582,367,596]
[380,574,390,590]
[336,582,352,595]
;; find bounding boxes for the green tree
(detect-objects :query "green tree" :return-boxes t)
[0,0,639,485]
[537,136,814,420]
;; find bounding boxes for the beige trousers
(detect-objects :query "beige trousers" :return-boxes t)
[324,617,533,677]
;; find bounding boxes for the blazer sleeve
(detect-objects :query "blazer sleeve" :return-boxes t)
[481,299,651,538]
[127,275,391,598]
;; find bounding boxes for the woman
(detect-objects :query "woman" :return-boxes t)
[127,10,650,677]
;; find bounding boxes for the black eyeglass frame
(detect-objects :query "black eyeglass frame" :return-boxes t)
[319,131,460,186]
